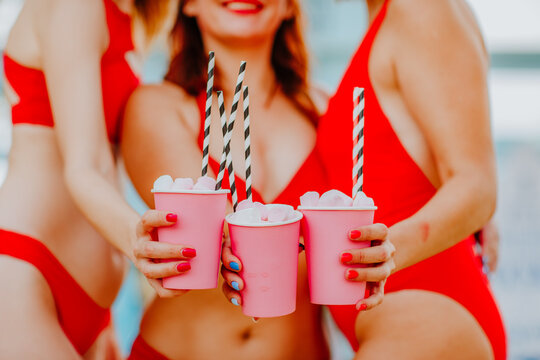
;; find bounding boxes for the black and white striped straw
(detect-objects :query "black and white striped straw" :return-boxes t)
[352,87,365,197]
[242,86,252,202]
[201,51,215,176]
[215,91,229,190]
[225,61,246,211]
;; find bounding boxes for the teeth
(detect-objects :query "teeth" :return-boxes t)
[226,2,258,11]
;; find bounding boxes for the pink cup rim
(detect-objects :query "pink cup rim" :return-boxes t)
[297,205,377,211]
[152,189,230,195]
[226,210,303,228]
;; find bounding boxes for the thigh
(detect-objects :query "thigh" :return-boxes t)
[0,256,80,359]
[354,290,493,360]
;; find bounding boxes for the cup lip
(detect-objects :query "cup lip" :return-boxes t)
[297,205,377,211]
[152,189,230,195]
[226,210,303,227]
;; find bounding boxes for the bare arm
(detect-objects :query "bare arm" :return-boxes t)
[389,0,496,271]
[41,0,139,258]
[40,0,189,296]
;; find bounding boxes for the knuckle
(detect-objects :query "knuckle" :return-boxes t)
[141,217,150,227]
[382,267,391,278]
[389,243,396,256]
[379,224,389,237]
[141,267,153,278]
[143,242,154,255]
[356,251,365,263]
[378,248,389,262]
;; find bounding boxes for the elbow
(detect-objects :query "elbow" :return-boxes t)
[473,173,497,227]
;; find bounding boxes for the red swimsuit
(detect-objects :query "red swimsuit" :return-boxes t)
[1,0,138,354]
[317,1,506,358]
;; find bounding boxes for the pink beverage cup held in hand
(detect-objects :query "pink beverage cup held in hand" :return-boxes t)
[226,211,303,317]
[153,189,229,289]
[299,205,376,305]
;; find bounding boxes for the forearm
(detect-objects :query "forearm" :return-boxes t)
[390,173,496,272]
[64,166,139,261]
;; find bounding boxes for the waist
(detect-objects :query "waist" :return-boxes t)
[141,283,329,360]
[0,127,125,300]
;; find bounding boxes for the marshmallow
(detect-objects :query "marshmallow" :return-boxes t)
[267,207,288,222]
[193,175,217,190]
[318,190,353,207]
[172,177,194,190]
[353,192,375,207]
[153,175,173,191]
[231,207,262,224]
[300,191,320,207]
[253,202,269,221]
[266,204,295,222]
[237,199,255,211]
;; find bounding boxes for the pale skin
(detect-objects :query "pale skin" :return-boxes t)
[0,0,186,358]
[224,0,498,358]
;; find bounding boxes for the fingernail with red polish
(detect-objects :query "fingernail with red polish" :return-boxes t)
[341,252,353,263]
[182,248,196,258]
[359,303,367,311]
[350,230,361,239]
[347,269,359,280]
[166,213,177,222]
[177,262,191,272]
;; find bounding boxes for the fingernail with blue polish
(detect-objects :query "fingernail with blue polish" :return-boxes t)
[231,298,239,306]
[230,262,240,271]
[231,281,240,291]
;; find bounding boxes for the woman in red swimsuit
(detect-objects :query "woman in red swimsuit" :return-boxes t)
[316,0,505,358]
[0,1,190,358]
[224,0,506,359]
[121,0,394,358]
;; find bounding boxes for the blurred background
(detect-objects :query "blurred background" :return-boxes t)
[1,0,539,359]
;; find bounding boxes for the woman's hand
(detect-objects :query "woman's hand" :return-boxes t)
[478,220,500,273]
[133,210,196,297]
[220,235,244,306]
[341,223,395,311]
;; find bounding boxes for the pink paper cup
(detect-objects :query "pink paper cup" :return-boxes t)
[298,205,377,305]
[153,189,229,290]
[226,211,303,318]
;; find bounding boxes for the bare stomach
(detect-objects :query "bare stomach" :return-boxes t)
[140,256,329,360]
[0,126,125,307]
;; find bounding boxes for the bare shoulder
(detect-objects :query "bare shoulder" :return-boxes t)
[387,0,480,41]
[124,82,200,137]
[388,0,462,24]
[386,0,487,63]
[41,0,106,27]
[35,0,108,52]
[0,256,78,358]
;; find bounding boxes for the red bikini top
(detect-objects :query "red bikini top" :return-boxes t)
[195,92,329,207]
[2,0,139,143]
[317,0,436,227]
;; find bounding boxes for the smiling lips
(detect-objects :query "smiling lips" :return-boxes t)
[222,0,264,14]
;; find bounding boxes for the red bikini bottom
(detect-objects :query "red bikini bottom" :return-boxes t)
[128,335,169,360]
[328,236,507,360]
[0,229,110,355]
